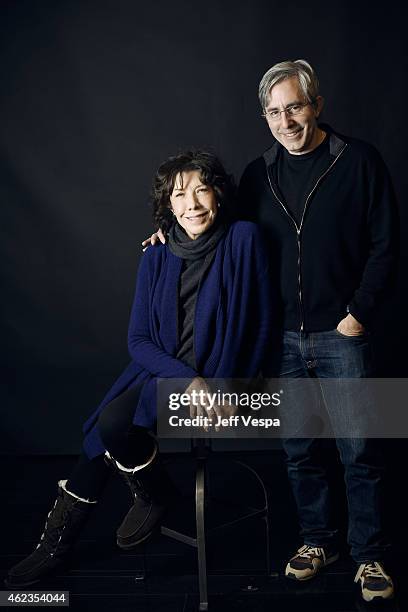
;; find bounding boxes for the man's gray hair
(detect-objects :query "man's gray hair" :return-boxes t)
[258,59,320,111]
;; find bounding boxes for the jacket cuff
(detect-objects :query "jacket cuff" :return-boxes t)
[347,300,373,328]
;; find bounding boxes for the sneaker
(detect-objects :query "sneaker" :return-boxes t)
[285,544,339,580]
[354,561,394,602]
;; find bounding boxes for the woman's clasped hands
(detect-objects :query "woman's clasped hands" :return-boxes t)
[184,377,237,433]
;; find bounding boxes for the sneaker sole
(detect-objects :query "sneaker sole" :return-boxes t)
[361,585,394,602]
[363,593,394,602]
[285,553,340,581]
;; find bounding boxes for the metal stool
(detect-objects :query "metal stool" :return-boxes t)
[160,438,273,611]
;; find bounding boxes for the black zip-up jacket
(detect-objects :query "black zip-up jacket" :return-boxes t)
[238,125,398,332]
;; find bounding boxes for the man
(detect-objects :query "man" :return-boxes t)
[238,59,397,602]
[144,59,397,602]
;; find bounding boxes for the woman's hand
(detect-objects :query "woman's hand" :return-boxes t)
[184,377,219,432]
[141,228,166,252]
[184,378,240,432]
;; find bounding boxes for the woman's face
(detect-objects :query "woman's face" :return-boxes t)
[169,170,218,240]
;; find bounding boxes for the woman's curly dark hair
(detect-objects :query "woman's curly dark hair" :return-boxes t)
[152,150,236,234]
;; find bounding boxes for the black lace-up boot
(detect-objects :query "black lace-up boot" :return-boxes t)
[104,446,176,549]
[5,480,96,588]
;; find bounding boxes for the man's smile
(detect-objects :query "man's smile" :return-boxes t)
[280,128,303,138]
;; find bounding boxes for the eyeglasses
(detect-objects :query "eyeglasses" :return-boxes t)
[262,101,314,122]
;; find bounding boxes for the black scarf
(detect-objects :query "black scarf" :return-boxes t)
[167,213,228,260]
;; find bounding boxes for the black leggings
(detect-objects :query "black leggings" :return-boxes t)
[66,385,155,501]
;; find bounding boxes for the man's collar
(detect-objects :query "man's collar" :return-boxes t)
[263,124,346,167]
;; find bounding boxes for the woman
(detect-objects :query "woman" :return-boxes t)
[6,150,272,588]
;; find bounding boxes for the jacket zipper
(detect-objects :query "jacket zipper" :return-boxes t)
[266,143,348,331]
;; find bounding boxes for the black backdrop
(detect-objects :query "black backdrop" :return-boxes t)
[1,0,407,454]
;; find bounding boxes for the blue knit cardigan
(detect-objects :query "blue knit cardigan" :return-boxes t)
[82,221,272,459]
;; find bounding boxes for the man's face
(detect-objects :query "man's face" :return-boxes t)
[264,76,323,155]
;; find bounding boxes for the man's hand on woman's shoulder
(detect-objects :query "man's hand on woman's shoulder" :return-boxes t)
[141,228,166,252]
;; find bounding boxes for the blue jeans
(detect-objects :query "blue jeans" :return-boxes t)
[276,330,389,562]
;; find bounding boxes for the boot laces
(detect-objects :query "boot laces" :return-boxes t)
[36,497,72,556]
[130,478,151,503]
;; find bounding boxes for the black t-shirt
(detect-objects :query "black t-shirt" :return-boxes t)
[275,132,331,226]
